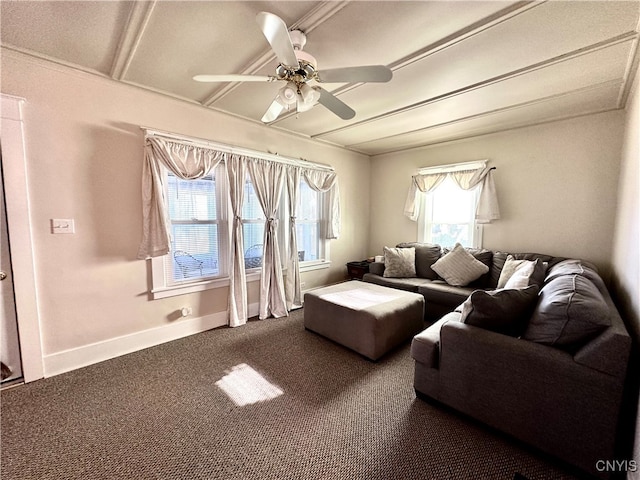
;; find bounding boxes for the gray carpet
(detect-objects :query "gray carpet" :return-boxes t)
[1,309,587,479]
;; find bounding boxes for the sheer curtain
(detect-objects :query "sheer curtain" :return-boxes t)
[285,167,302,310]
[226,154,248,327]
[404,166,500,223]
[138,136,225,259]
[248,159,288,319]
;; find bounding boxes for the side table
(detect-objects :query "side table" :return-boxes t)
[346,261,370,280]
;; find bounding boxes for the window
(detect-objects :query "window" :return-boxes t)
[420,176,481,248]
[151,164,331,299]
[165,169,226,284]
[417,164,486,248]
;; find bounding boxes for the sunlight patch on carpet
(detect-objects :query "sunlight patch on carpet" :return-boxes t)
[215,363,283,406]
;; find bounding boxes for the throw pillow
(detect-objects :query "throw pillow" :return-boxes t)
[523,274,611,349]
[383,246,416,278]
[396,242,441,279]
[498,256,540,289]
[431,243,489,287]
[459,285,539,336]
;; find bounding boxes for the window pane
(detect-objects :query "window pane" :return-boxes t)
[297,181,320,261]
[243,223,264,269]
[298,181,319,220]
[171,224,219,281]
[429,223,471,247]
[242,179,265,220]
[431,177,474,224]
[296,222,318,261]
[167,174,216,221]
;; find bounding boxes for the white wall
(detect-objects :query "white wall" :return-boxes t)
[0,50,370,375]
[369,111,625,275]
[612,64,640,480]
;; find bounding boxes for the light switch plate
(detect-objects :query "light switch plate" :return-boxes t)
[51,219,75,234]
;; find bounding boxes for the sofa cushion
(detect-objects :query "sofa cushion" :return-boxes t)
[498,256,545,289]
[459,285,539,336]
[383,246,416,278]
[431,243,489,287]
[362,273,432,293]
[545,259,601,286]
[418,281,476,308]
[396,242,441,279]
[523,274,611,349]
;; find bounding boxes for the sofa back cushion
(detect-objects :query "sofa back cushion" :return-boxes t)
[396,242,441,279]
[523,274,611,350]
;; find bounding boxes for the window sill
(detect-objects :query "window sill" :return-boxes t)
[151,271,261,300]
[151,263,329,300]
[299,260,331,272]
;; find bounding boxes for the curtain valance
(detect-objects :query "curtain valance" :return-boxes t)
[403,164,500,224]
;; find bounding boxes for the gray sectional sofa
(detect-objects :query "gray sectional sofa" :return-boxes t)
[362,242,631,479]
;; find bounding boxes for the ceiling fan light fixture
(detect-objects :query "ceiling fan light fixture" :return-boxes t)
[278,82,298,105]
[297,84,321,112]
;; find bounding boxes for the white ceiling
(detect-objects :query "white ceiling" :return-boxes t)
[2,1,639,156]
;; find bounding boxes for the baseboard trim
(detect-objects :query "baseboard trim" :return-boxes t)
[43,303,260,378]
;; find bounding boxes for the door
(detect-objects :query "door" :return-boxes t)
[0,154,23,384]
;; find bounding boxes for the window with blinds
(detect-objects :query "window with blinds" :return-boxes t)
[166,172,222,283]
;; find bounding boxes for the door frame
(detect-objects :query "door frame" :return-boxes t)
[1,94,44,382]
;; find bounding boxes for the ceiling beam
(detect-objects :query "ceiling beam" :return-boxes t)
[110,1,157,80]
[312,31,638,141]
[349,79,623,155]
[270,0,543,126]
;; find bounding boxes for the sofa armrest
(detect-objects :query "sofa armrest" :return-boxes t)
[368,261,385,276]
[410,314,458,367]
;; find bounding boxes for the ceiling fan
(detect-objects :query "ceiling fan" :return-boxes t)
[193,12,393,123]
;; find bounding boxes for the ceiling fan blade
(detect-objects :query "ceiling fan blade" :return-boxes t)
[261,97,285,123]
[316,65,393,83]
[256,12,299,68]
[193,74,275,83]
[317,88,355,120]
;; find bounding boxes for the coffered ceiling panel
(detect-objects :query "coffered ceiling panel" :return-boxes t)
[1,1,638,156]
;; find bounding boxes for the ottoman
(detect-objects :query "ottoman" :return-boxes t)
[303,281,425,360]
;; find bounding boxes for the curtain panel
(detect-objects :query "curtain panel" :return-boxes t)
[226,154,248,327]
[404,166,500,223]
[285,167,303,310]
[138,131,340,326]
[248,159,288,320]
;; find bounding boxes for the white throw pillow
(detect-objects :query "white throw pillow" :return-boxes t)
[383,246,416,278]
[499,256,537,289]
[431,243,489,286]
